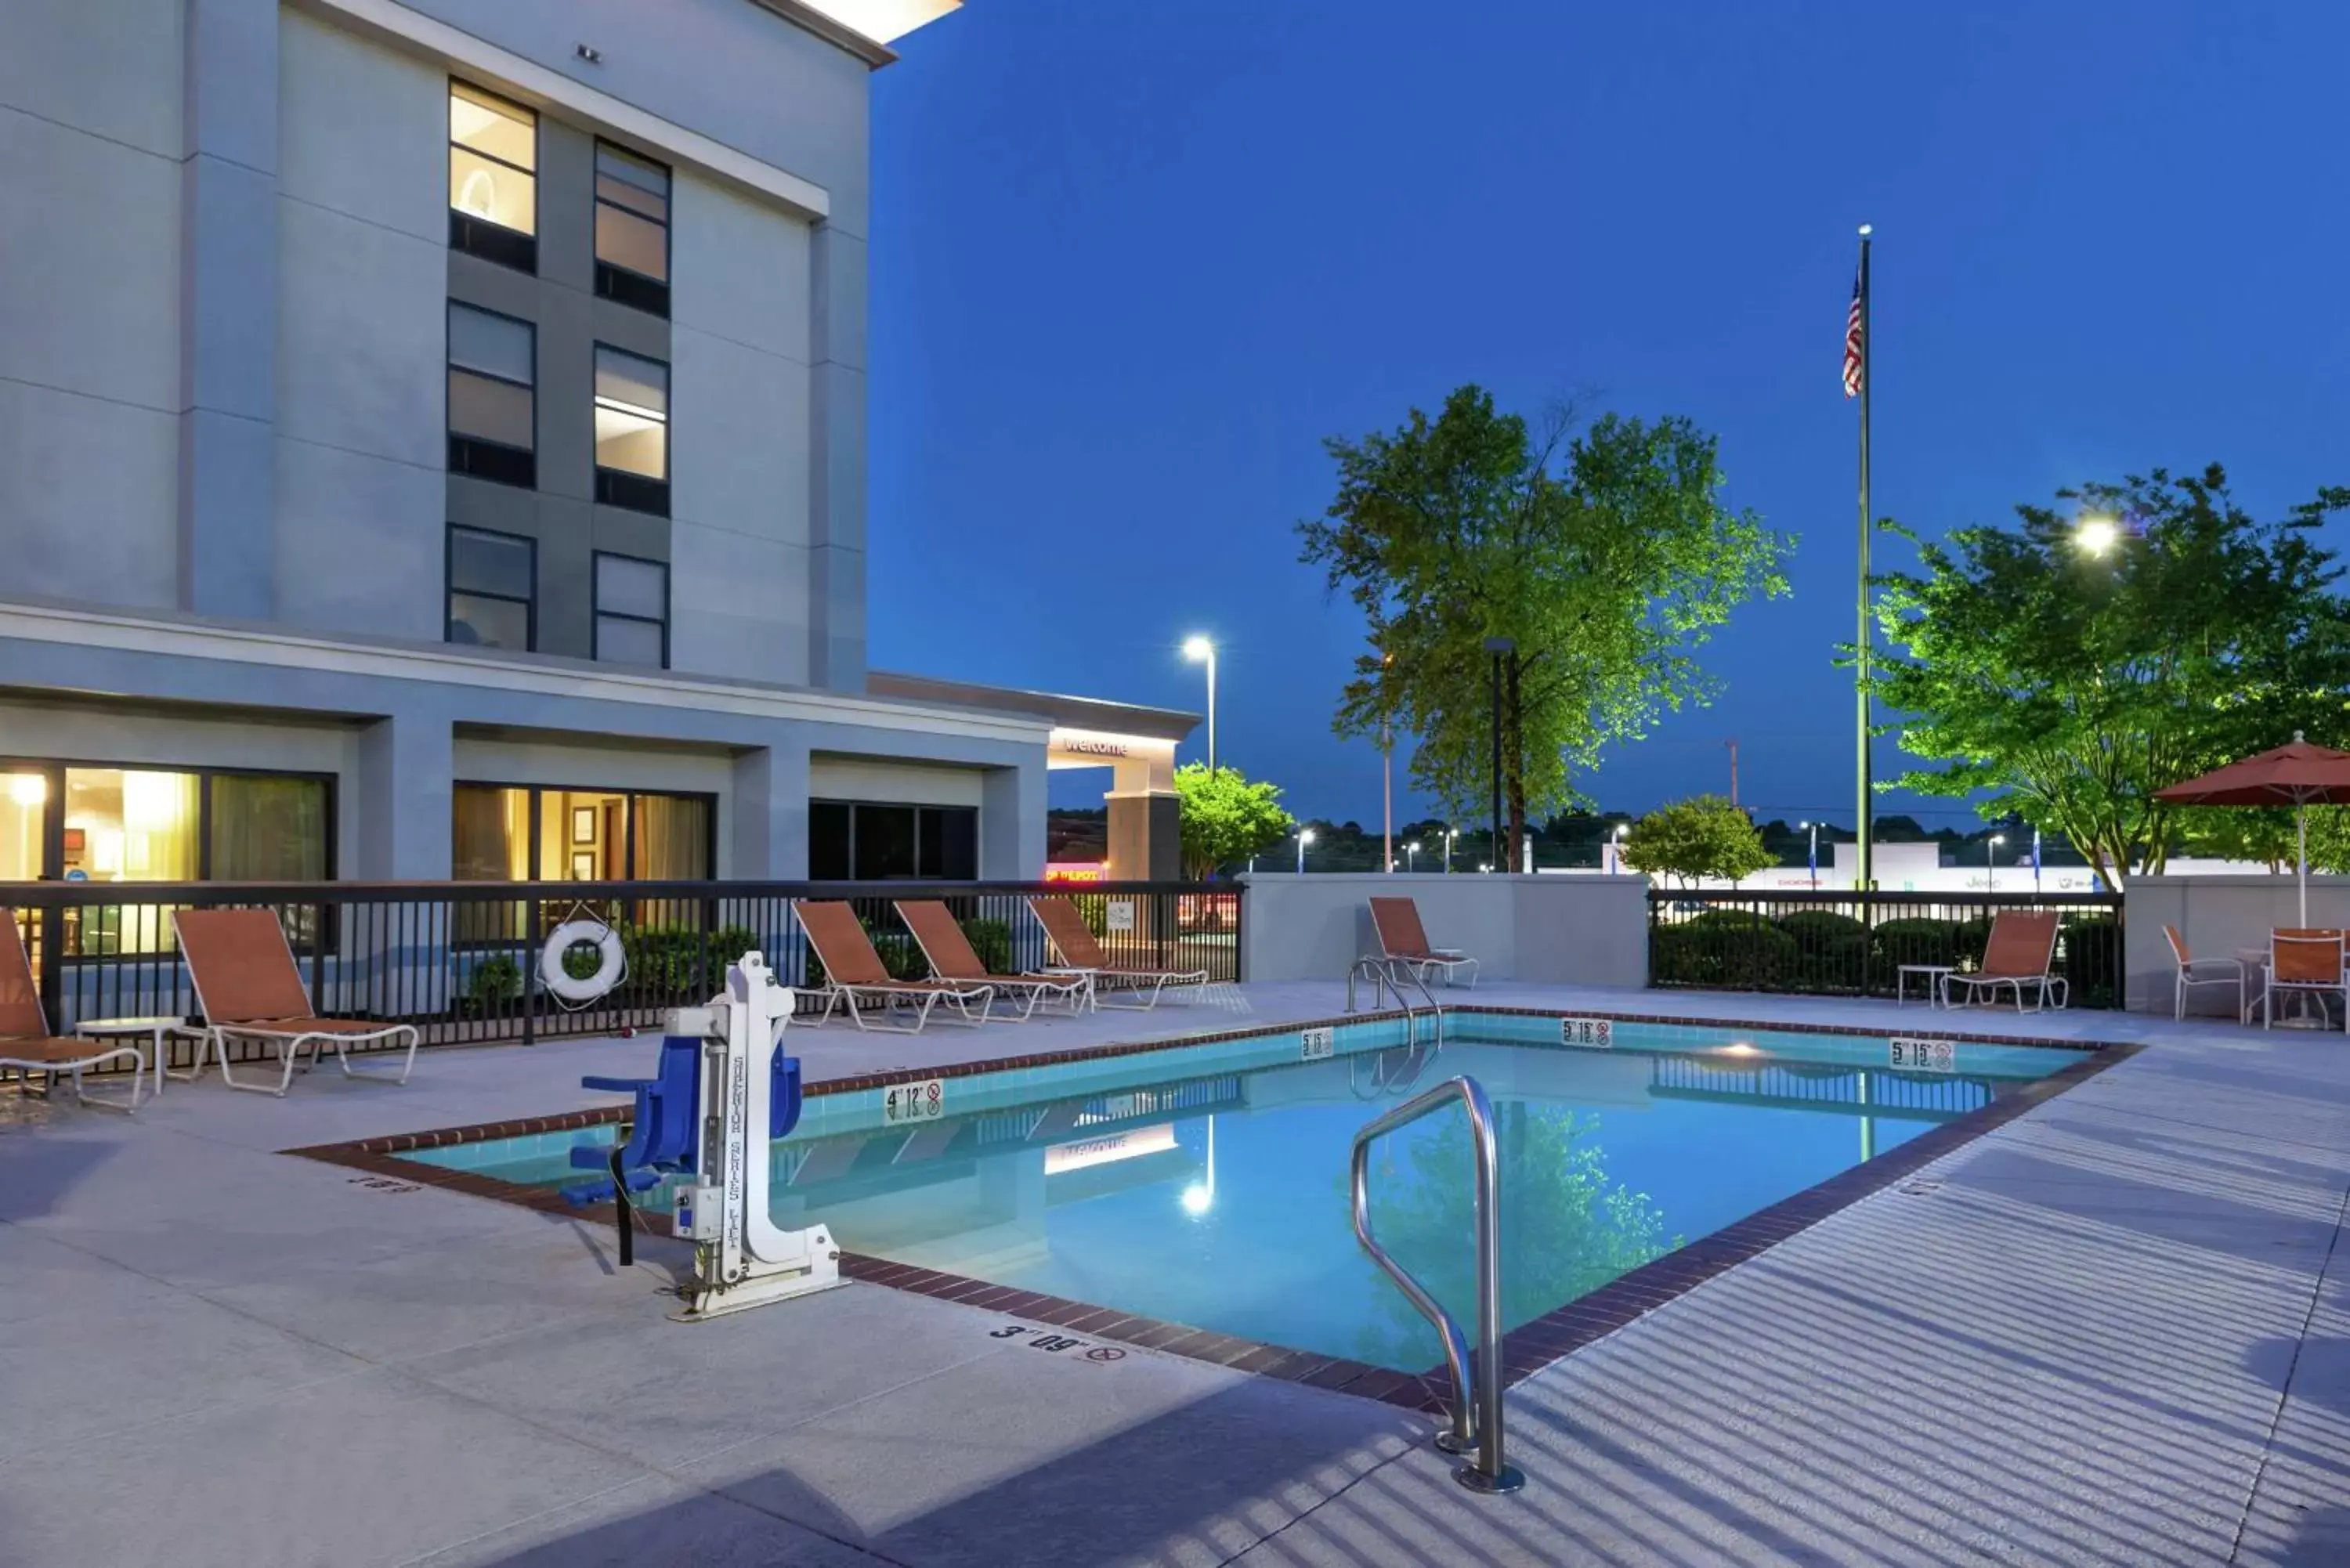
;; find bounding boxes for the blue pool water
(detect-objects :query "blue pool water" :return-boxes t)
[403,1017,2076,1371]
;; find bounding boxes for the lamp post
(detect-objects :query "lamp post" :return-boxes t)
[1483,637,1515,873]
[1607,822,1629,875]
[1296,827,1314,875]
[1406,840,1421,872]
[1182,636,1217,774]
[1987,833,2005,891]
[1801,820,1820,889]
[1444,828,1457,874]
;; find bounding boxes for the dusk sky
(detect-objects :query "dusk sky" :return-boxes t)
[863,0,2350,829]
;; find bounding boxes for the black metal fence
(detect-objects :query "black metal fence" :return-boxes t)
[1647,889,2128,1009]
[4,878,1242,1073]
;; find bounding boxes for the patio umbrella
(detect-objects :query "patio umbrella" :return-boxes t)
[2153,732,2350,923]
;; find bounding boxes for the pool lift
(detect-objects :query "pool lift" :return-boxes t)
[564,952,843,1321]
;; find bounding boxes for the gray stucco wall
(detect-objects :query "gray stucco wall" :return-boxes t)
[1238,874,1653,987]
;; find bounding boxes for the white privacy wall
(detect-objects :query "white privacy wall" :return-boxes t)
[1239,874,1652,987]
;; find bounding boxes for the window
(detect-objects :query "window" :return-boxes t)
[448,303,536,488]
[595,142,671,316]
[593,553,668,667]
[0,770,45,881]
[446,526,536,651]
[810,801,980,881]
[0,764,331,885]
[449,81,537,271]
[592,346,669,515]
[452,784,711,883]
[453,785,531,880]
[208,774,330,881]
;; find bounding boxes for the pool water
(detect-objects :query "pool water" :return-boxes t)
[402,1018,2074,1371]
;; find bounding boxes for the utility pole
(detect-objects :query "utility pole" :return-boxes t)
[1725,739,1740,808]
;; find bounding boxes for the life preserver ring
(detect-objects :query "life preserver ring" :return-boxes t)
[541,919,627,1004]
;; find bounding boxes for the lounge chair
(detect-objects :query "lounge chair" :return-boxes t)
[2163,925,2243,1021]
[1026,894,1209,1010]
[2263,929,2347,1031]
[0,912,146,1111]
[896,900,1089,1020]
[1369,896,1480,988]
[173,908,420,1096]
[794,901,993,1033]
[1943,910,2066,1013]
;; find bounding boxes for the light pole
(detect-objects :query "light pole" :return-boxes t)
[1296,827,1314,875]
[1444,828,1457,874]
[1181,636,1217,774]
[1482,637,1515,873]
[1987,833,2005,891]
[1406,840,1421,872]
[1801,820,1820,889]
[2032,827,2042,892]
[1607,822,1629,874]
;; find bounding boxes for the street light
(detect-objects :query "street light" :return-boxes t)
[1405,840,1420,872]
[1607,822,1630,874]
[1181,636,1217,774]
[1444,828,1458,873]
[1296,827,1314,875]
[1987,833,2005,889]
[1800,820,1820,889]
[2075,516,2121,556]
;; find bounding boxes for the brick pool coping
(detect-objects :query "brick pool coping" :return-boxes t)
[284,1003,2138,1418]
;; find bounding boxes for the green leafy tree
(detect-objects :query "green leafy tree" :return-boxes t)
[1870,467,2350,888]
[1354,1102,1675,1368]
[1620,794,1774,886]
[1173,764,1295,878]
[1298,386,1791,869]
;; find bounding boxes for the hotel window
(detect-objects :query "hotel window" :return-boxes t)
[594,142,671,317]
[446,526,536,651]
[593,552,668,668]
[452,784,712,883]
[592,346,669,515]
[0,765,331,885]
[448,303,537,488]
[448,81,537,272]
[809,801,979,881]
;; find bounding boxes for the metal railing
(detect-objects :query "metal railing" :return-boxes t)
[1,877,1242,1074]
[1346,955,1442,1042]
[1350,1074,1523,1495]
[1647,888,2127,1007]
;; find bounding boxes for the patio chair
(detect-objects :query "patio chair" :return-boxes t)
[2265,928,2348,1031]
[1368,896,1480,988]
[794,901,993,1033]
[895,900,1089,1020]
[172,908,420,1096]
[1943,910,2067,1013]
[0,912,146,1111]
[1025,894,1209,1010]
[2163,925,2244,1021]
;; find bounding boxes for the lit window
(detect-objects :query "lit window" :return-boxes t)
[0,771,48,882]
[449,303,536,488]
[595,142,671,316]
[447,526,536,651]
[593,553,668,668]
[449,81,537,271]
[62,769,199,883]
[593,345,669,515]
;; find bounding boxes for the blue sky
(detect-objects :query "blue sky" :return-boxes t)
[863,0,2350,828]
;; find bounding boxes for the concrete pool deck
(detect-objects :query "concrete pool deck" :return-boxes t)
[2,983,2345,1566]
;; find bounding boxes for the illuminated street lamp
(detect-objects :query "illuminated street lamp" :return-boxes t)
[1987,832,2005,888]
[1296,827,1314,875]
[2075,515,2121,556]
[1405,840,1421,872]
[1800,820,1820,889]
[1181,636,1217,774]
[1444,828,1458,873]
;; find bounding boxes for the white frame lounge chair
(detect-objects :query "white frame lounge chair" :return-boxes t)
[795,901,993,1034]
[1,912,146,1111]
[1943,910,2067,1013]
[1368,897,1480,988]
[1026,895,1208,1011]
[2163,924,2243,1021]
[174,909,419,1097]
[2265,928,2347,1031]
[895,900,1087,1021]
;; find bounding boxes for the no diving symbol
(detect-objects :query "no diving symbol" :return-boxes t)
[1084,1346,1125,1363]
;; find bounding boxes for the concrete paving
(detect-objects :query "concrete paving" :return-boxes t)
[0,982,2345,1566]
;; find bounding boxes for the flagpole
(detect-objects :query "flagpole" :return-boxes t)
[1856,224,1875,894]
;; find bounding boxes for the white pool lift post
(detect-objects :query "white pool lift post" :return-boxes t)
[669,952,844,1321]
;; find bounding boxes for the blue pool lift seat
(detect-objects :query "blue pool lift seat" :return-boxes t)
[560,1031,805,1210]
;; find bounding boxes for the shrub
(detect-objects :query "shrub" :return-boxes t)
[961,917,1013,975]
[1776,910,1870,992]
[623,923,758,998]
[2057,913,2123,1008]
[462,953,522,1012]
[1954,916,1995,970]
[1873,917,1961,974]
[1652,909,1799,990]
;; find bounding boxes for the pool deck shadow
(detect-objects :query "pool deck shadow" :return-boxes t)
[3,981,2348,1565]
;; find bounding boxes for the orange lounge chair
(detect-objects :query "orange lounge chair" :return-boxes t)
[1368,897,1479,988]
[1025,895,1208,1010]
[1,912,146,1111]
[1943,910,2066,1013]
[795,901,993,1033]
[174,909,420,1096]
[2263,928,2348,1031]
[895,900,1088,1020]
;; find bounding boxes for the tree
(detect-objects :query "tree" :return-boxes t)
[1870,466,2350,888]
[1172,764,1295,878]
[1619,794,1774,886]
[1298,385,1791,869]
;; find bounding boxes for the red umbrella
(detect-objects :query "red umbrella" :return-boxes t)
[2153,732,2350,923]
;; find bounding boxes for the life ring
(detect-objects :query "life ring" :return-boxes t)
[541,919,627,1004]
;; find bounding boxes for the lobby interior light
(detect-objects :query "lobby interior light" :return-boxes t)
[7,775,45,807]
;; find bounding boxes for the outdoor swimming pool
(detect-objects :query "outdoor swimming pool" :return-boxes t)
[399,1015,2080,1371]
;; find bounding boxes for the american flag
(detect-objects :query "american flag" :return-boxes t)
[1842,269,1864,398]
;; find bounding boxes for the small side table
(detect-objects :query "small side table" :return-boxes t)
[1896,964,1954,1008]
[75,1017,205,1099]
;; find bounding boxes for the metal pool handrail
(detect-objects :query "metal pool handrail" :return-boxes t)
[1350,1074,1525,1495]
[1346,956,1442,1042]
